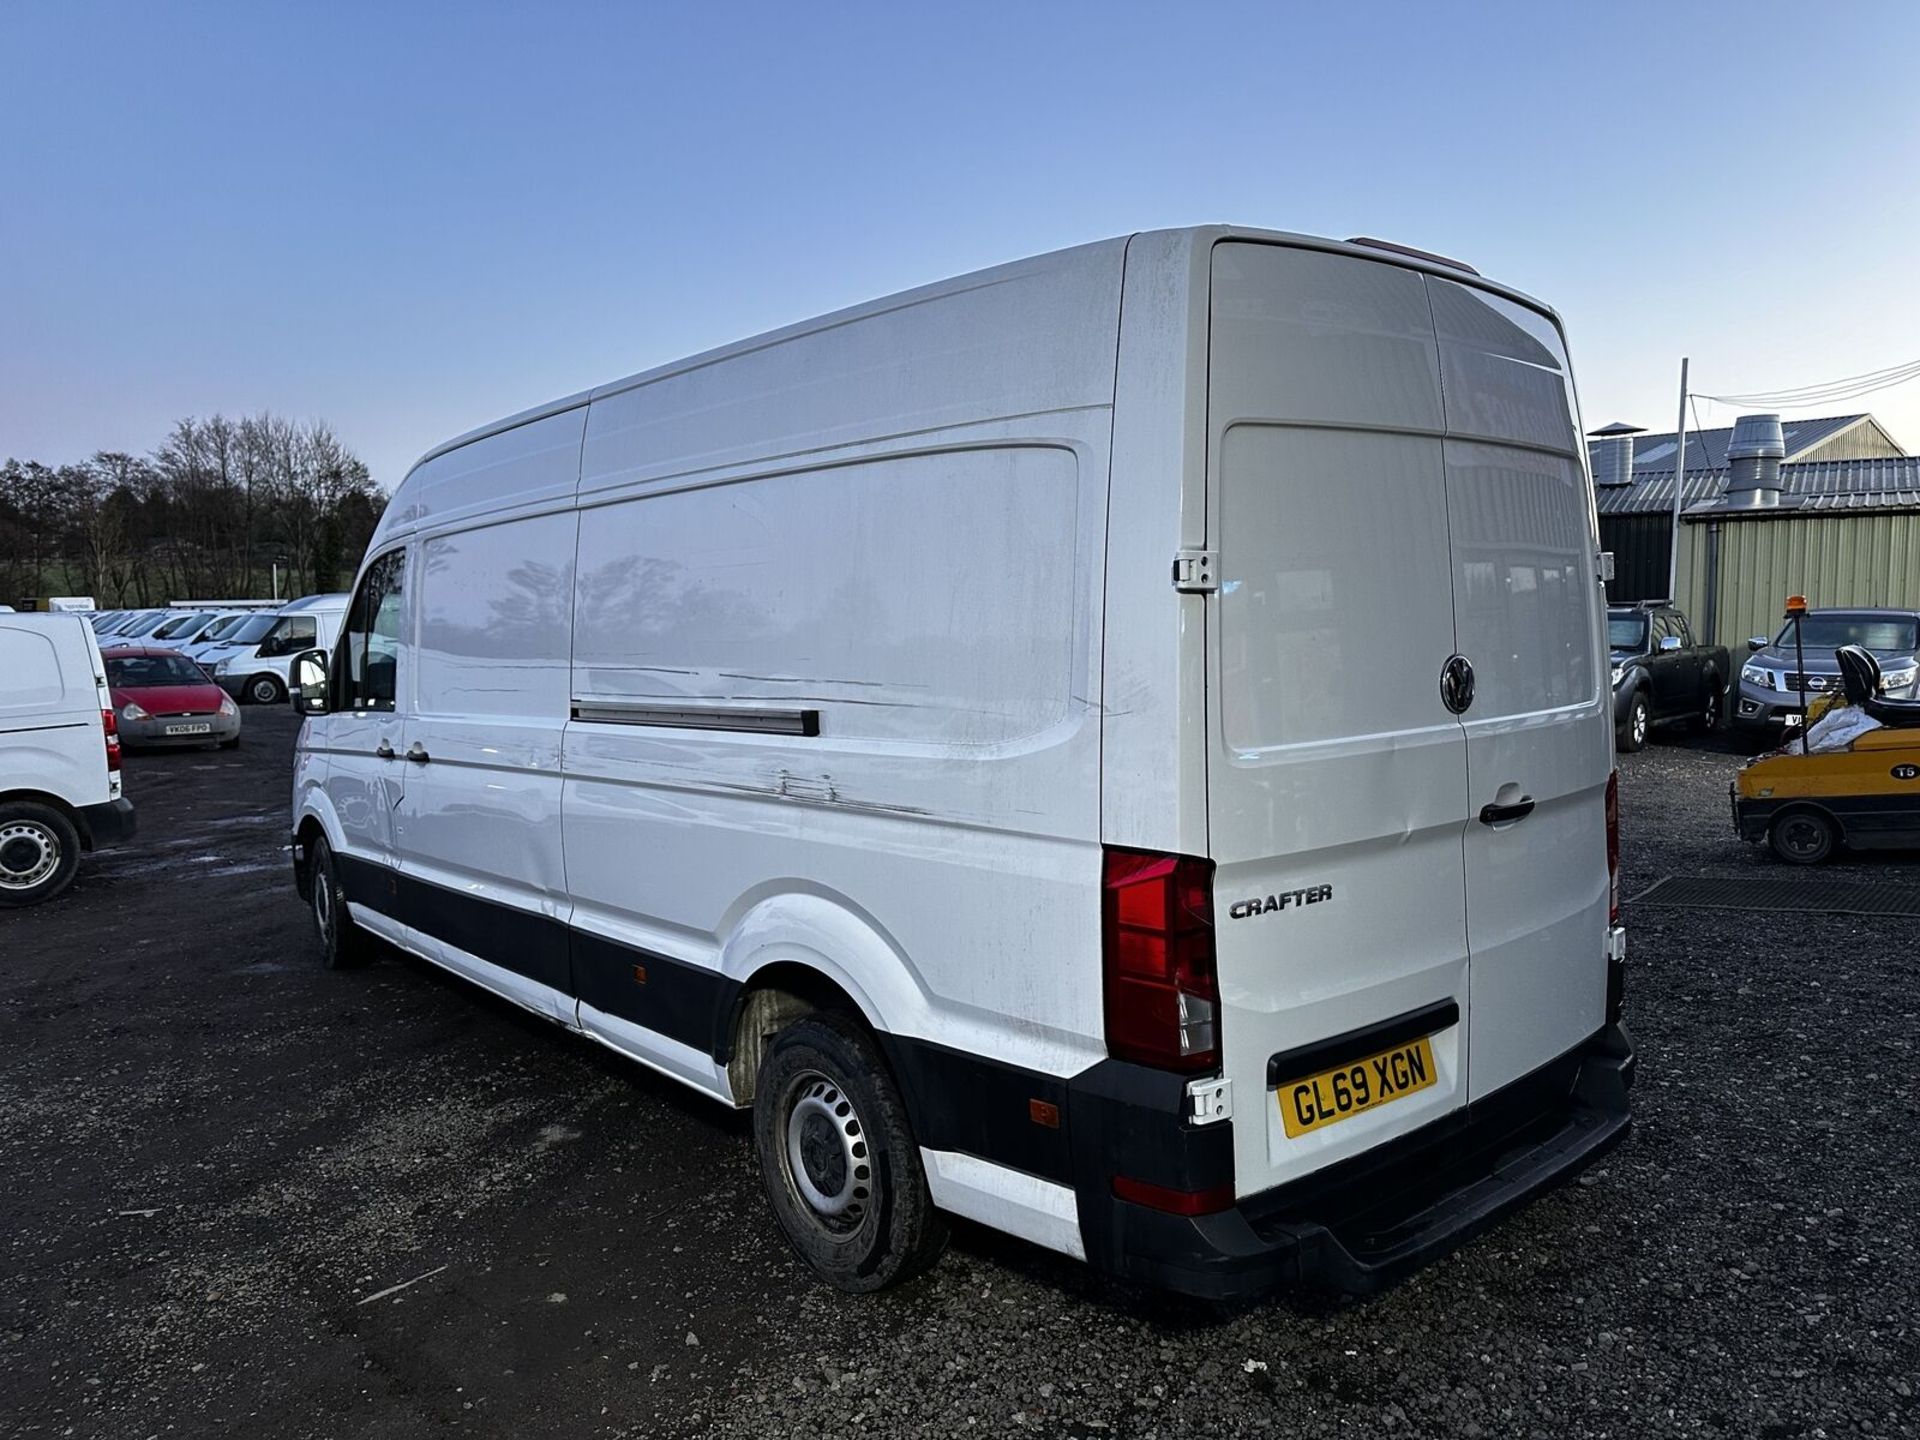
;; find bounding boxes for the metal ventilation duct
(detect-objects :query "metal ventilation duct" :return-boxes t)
[1587,422,1644,487]
[1725,413,1787,507]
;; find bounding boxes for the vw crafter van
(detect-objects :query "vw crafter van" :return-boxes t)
[289,228,1632,1297]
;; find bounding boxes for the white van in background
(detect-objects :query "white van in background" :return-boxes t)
[0,612,136,906]
[209,594,348,704]
[288,227,1630,1298]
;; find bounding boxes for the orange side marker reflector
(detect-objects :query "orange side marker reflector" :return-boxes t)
[631,964,647,984]
[1029,1099,1060,1129]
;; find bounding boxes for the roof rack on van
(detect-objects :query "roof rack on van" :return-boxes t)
[1344,236,1480,276]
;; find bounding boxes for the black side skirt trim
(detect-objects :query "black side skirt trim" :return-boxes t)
[330,852,740,1057]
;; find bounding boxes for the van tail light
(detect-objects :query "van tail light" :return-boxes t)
[102,708,122,773]
[1102,847,1218,1073]
[1605,768,1620,924]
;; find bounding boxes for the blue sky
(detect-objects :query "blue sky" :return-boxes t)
[5,1,1918,487]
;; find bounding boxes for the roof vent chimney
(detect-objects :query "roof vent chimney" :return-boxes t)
[1587,422,1644,486]
[1725,414,1786,507]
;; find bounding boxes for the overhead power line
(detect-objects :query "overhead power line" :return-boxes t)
[1698,355,1920,409]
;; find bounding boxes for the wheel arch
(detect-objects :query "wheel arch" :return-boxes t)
[717,890,929,1108]
[1771,798,1847,839]
[0,789,90,848]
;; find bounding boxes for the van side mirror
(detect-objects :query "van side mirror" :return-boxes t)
[291,649,329,715]
[1747,636,1768,652]
[1658,635,1683,652]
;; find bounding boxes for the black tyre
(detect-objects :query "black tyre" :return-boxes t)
[0,801,82,908]
[308,833,372,968]
[1769,809,1838,866]
[245,674,285,706]
[752,1013,947,1293]
[1691,680,1724,734]
[1618,691,1650,753]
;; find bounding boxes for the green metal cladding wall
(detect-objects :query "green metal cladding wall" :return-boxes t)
[1677,512,1920,647]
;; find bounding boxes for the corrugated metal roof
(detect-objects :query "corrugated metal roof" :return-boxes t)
[1585,413,1868,474]
[1596,454,1920,515]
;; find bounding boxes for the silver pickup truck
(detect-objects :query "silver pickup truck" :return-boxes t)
[1734,608,1920,740]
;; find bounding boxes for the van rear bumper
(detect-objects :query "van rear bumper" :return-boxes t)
[1074,1023,1633,1300]
[76,796,137,850]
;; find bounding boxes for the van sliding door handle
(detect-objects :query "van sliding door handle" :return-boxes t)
[374,741,396,760]
[1478,796,1535,826]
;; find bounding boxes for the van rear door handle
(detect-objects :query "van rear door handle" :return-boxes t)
[1479,796,1535,826]
[374,741,396,760]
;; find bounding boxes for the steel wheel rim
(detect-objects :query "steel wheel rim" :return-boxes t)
[250,678,278,704]
[780,1071,872,1232]
[313,862,336,946]
[0,821,59,891]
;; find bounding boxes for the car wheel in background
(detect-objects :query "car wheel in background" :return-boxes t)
[0,801,83,908]
[1769,808,1837,865]
[245,674,285,705]
[309,833,372,968]
[1618,691,1650,753]
[1691,681,1724,734]
[752,1012,947,1293]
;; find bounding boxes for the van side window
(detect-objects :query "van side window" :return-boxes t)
[335,550,407,712]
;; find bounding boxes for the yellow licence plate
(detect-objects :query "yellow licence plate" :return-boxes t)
[1278,1035,1438,1139]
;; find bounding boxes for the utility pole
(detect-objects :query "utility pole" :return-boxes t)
[1667,356,1690,603]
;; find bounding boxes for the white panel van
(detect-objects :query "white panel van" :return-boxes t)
[208,594,349,704]
[1,613,137,905]
[288,227,1631,1297]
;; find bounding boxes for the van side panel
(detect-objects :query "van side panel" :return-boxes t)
[1101,231,1213,856]
[577,243,1127,498]
[400,508,579,1022]
[562,434,1112,1082]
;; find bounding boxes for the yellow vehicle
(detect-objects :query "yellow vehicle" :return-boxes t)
[1733,644,1920,864]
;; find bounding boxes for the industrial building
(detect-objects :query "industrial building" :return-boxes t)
[1591,413,1920,647]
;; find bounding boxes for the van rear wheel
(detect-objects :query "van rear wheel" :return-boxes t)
[752,1013,946,1292]
[0,802,81,908]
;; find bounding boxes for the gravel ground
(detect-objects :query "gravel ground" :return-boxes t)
[2,708,1916,1438]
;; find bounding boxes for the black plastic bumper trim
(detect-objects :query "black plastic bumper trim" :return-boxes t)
[76,796,137,849]
[1267,998,1460,1087]
[1080,1023,1633,1300]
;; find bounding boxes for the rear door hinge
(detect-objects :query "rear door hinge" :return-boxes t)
[1186,1075,1233,1125]
[1173,548,1219,593]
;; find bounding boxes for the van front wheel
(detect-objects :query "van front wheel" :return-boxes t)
[752,1013,947,1292]
[309,833,372,968]
[245,675,285,706]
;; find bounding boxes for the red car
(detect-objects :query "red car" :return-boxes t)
[102,646,242,750]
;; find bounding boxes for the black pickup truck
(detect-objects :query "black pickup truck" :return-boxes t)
[1608,602,1731,752]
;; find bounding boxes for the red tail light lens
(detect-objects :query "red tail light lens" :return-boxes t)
[1605,768,1620,924]
[1102,847,1218,1073]
[102,708,121,774]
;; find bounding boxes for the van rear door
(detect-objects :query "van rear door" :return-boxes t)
[1203,243,1609,1198]
[1426,277,1610,1097]
[1205,243,1472,1197]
